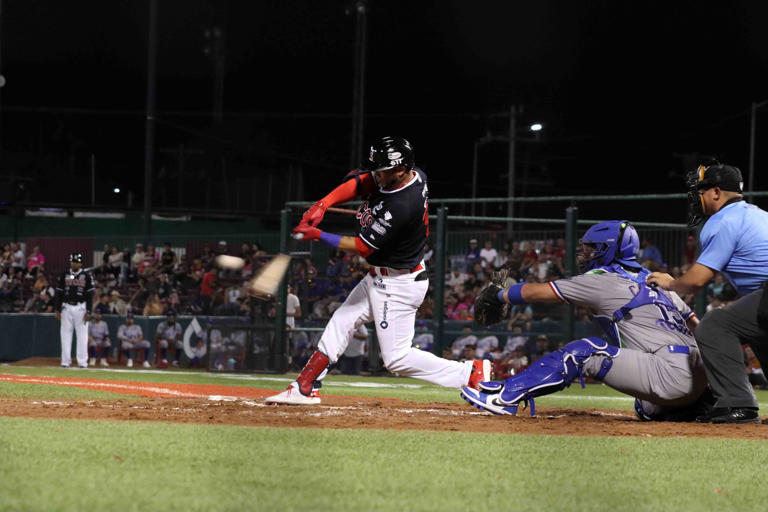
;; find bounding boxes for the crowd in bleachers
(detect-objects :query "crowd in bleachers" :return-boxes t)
[0,240,278,319]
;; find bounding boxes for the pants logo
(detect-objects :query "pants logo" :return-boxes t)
[380,301,389,329]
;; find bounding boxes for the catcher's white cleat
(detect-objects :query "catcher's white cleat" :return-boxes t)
[265,382,321,405]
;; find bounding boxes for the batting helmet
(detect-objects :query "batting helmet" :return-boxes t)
[578,220,641,273]
[69,252,84,263]
[361,136,414,172]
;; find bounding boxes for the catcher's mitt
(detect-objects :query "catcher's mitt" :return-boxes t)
[474,270,509,326]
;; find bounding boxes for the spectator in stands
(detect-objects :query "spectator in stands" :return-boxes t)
[143,292,165,316]
[528,334,552,363]
[26,246,45,277]
[10,243,25,275]
[107,246,126,285]
[139,243,159,277]
[94,293,111,315]
[638,238,663,265]
[417,293,434,319]
[286,284,301,329]
[0,243,12,275]
[338,324,367,375]
[502,323,528,355]
[423,242,434,266]
[707,273,726,300]
[200,267,219,313]
[447,267,468,288]
[479,240,498,269]
[682,234,697,266]
[160,243,176,273]
[451,325,478,359]
[130,243,145,280]
[199,242,215,266]
[493,243,509,269]
[110,290,129,316]
[508,303,533,325]
[499,347,528,378]
[32,274,54,297]
[464,239,481,271]
[413,320,433,351]
[506,241,523,271]
[24,290,52,313]
[0,278,20,312]
[129,278,149,311]
[475,333,499,360]
[460,344,478,362]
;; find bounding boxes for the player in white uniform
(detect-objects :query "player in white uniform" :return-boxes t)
[55,252,94,368]
[266,136,490,405]
[118,312,151,368]
[87,310,111,366]
[463,221,710,421]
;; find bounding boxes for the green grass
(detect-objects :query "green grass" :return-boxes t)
[1,417,767,512]
[2,366,768,511]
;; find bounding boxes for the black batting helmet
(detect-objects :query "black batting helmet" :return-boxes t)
[361,136,414,172]
[69,252,84,263]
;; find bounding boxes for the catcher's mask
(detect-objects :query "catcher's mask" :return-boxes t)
[686,162,744,227]
[577,220,642,273]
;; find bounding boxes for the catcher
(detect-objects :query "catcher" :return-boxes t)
[465,220,712,421]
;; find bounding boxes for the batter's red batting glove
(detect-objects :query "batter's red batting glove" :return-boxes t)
[292,223,322,241]
[301,201,327,227]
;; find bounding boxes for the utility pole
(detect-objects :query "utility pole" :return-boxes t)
[348,0,368,169]
[143,0,158,241]
[203,26,226,126]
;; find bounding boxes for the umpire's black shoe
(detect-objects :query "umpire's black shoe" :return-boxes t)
[695,407,761,424]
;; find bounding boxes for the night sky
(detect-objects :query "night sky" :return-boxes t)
[3,1,768,221]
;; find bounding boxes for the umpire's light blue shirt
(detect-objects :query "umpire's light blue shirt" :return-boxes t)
[697,201,768,296]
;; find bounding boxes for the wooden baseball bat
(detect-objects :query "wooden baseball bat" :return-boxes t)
[247,253,291,297]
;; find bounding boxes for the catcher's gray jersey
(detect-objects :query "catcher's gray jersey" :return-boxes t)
[551,270,695,352]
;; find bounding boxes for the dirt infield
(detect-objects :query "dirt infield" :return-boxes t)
[1,373,766,439]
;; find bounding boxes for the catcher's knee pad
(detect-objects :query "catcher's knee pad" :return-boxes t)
[498,337,619,405]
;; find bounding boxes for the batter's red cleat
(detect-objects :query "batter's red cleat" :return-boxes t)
[467,359,492,390]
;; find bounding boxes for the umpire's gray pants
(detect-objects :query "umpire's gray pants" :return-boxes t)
[695,289,767,409]
[584,345,708,414]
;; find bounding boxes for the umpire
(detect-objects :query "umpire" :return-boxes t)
[55,252,95,368]
[648,163,768,424]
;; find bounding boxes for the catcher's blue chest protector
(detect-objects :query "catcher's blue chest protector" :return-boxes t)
[591,264,686,345]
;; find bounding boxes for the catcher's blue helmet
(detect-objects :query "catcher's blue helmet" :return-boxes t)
[578,220,642,272]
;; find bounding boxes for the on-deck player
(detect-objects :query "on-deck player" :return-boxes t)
[266,136,490,405]
[463,220,711,421]
[55,252,94,368]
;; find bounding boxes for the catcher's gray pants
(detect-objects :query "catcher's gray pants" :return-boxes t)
[694,288,767,409]
[584,345,708,414]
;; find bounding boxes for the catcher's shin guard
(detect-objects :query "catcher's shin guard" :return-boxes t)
[295,351,330,396]
[495,337,619,411]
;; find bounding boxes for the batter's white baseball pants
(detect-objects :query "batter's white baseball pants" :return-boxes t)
[318,265,474,388]
[61,303,89,367]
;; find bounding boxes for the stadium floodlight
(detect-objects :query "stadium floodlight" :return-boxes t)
[113,188,121,194]
[529,123,543,132]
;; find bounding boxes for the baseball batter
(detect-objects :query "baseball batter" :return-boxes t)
[464,220,710,420]
[266,136,489,405]
[118,312,151,368]
[55,252,94,368]
[87,310,111,367]
[155,309,183,367]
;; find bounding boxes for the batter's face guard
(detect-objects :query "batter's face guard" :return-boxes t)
[362,136,415,172]
[577,220,641,272]
[461,337,619,416]
[685,163,744,227]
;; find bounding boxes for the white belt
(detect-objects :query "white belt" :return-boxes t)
[369,261,425,277]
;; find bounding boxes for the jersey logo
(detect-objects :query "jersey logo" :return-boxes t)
[356,201,374,228]
[384,211,392,221]
[371,222,387,235]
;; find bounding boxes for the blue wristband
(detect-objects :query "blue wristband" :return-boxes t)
[319,231,342,248]
[498,283,525,304]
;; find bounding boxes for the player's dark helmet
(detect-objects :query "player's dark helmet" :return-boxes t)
[69,252,84,263]
[577,220,641,272]
[361,136,414,172]
[685,162,743,227]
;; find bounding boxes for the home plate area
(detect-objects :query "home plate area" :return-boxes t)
[0,373,765,440]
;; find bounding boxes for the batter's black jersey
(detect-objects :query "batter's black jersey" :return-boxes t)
[55,269,95,312]
[357,167,429,269]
